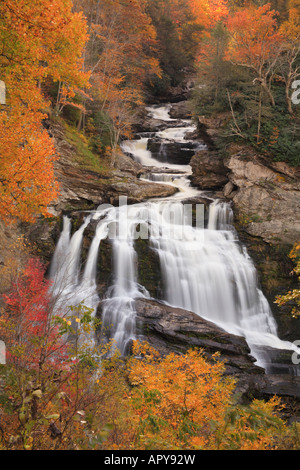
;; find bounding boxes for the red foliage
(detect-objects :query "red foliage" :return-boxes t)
[1,258,67,370]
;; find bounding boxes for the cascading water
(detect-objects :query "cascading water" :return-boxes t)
[49,104,299,371]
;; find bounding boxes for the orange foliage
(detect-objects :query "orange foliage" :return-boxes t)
[0,0,89,223]
[189,0,228,28]
[95,341,286,451]
[226,3,282,71]
[124,342,230,449]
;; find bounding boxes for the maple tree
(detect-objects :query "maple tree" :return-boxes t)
[226,3,283,109]
[0,0,89,223]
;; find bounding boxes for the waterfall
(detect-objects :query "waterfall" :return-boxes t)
[49,104,299,371]
[208,200,234,230]
[146,104,176,121]
[49,213,106,318]
[50,215,91,303]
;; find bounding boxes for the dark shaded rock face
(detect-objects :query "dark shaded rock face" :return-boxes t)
[169,101,192,120]
[135,298,263,376]
[147,138,200,165]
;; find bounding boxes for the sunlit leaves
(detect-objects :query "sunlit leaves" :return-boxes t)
[0,0,89,223]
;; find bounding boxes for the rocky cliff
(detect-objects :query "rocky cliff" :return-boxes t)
[47,119,177,216]
[190,114,300,247]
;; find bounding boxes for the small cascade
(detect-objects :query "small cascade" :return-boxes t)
[94,205,151,355]
[208,200,234,231]
[49,216,71,286]
[49,213,106,319]
[146,104,176,121]
[50,215,91,302]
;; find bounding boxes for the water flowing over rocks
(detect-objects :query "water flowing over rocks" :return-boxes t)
[134,298,300,403]
[135,298,263,375]
[188,113,300,371]
[189,113,300,246]
[43,101,300,414]
[45,119,178,215]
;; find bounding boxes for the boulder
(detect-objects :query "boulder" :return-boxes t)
[134,298,300,408]
[114,151,144,177]
[135,298,263,376]
[190,150,229,189]
[169,101,192,120]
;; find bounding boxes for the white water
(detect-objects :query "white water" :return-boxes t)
[146,104,176,121]
[49,104,299,369]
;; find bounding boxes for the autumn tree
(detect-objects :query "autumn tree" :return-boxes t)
[144,0,228,93]
[0,0,89,223]
[107,341,286,451]
[77,0,161,165]
[226,3,283,110]
[0,256,115,450]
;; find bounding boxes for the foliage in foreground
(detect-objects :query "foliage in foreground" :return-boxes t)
[275,243,300,318]
[0,255,299,450]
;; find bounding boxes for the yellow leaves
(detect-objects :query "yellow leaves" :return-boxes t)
[126,341,235,450]
[275,243,300,318]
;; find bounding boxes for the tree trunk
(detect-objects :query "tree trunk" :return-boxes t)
[257,88,262,143]
[285,74,293,114]
[261,79,275,107]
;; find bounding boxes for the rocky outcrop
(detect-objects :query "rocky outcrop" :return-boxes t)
[46,119,177,215]
[189,117,300,247]
[196,113,231,148]
[223,145,300,246]
[189,150,229,190]
[135,298,264,376]
[169,100,192,120]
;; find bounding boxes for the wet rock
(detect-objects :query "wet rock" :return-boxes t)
[133,116,192,134]
[147,138,199,165]
[135,298,300,408]
[135,298,263,376]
